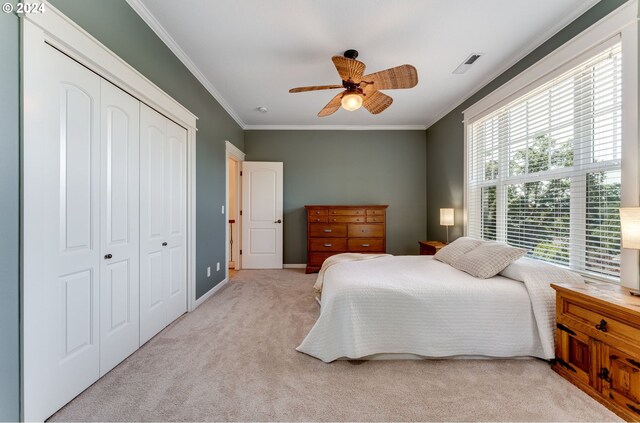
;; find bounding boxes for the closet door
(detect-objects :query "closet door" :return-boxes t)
[140,104,170,344]
[24,46,101,421]
[139,105,187,344]
[165,119,188,323]
[99,80,140,375]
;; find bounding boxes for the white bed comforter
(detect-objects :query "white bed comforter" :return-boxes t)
[297,255,581,362]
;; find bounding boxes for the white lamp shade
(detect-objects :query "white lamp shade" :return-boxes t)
[440,208,454,226]
[620,207,640,249]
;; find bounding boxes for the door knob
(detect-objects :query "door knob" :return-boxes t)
[162,242,168,246]
[104,254,113,260]
[275,219,282,223]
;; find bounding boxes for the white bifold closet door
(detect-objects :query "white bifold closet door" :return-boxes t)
[24,47,140,421]
[99,79,141,376]
[139,104,188,345]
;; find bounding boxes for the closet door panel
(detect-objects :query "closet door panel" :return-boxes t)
[166,120,187,321]
[140,104,169,345]
[24,46,101,422]
[99,80,140,376]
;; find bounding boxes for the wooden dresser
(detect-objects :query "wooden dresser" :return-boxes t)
[305,205,388,273]
[551,282,640,421]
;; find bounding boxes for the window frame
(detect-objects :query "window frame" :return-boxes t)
[463,0,639,288]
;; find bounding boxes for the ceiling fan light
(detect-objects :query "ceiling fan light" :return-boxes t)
[341,93,363,111]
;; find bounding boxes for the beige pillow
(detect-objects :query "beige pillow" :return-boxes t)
[453,242,527,279]
[433,237,483,266]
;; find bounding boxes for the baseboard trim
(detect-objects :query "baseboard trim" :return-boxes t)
[193,278,228,309]
[283,264,306,269]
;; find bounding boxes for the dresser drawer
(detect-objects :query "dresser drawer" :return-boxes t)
[366,215,385,223]
[308,252,336,267]
[560,296,640,346]
[308,209,327,216]
[348,238,384,252]
[348,224,384,238]
[309,238,347,252]
[308,215,328,223]
[366,209,385,216]
[329,208,365,216]
[308,224,347,238]
[329,216,365,223]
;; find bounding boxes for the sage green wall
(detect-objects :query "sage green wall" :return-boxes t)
[51,0,244,298]
[0,7,20,422]
[426,0,629,242]
[244,130,427,263]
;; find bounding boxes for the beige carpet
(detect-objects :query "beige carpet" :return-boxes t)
[49,269,621,422]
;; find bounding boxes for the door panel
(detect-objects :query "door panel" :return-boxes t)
[140,106,187,343]
[24,46,101,422]
[165,119,187,322]
[241,162,283,269]
[99,80,140,375]
[140,104,168,345]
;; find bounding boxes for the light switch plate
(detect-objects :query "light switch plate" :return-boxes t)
[216,262,220,271]
[207,267,211,277]
[221,205,225,214]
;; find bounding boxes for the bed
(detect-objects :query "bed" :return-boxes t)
[297,254,583,363]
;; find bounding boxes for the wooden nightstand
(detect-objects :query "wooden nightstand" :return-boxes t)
[418,240,446,255]
[551,282,640,422]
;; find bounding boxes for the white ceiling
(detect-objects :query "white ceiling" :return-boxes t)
[131,0,597,129]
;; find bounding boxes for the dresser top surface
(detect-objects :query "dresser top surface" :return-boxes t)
[305,205,388,209]
[552,282,640,318]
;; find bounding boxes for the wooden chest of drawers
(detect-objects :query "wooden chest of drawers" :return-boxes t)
[551,282,640,421]
[305,205,388,273]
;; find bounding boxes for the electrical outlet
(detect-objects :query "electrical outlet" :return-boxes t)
[207,267,211,277]
[221,205,225,214]
[216,262,220,271]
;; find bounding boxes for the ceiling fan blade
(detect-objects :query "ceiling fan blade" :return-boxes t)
[362,64,418,90]
[289,85,343,93]
[332,56,366,83]
[363,91,393,114]
[318,91,345,117]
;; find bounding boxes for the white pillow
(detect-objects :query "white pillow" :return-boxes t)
[452,242,527,279]
[500,256,584,285]
[433,237,482,266]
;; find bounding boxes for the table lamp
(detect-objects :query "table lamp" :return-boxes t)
[619,207,640,296]
[440,208,454,244]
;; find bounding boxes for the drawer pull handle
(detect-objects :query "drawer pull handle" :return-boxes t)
[333,219,337,222]
[628,404,640,414]
[595,319,608,332]
[323,243,332,247]
[316,219,321,222]
[361,244,370,247]
[316,211,320,214]
[598,368,611,383]
[323,229,332,233]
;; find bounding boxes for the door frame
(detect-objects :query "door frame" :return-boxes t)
[225,141,245,277]
[22,6,198,419]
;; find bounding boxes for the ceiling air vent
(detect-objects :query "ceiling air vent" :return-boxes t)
[453,53,483,74]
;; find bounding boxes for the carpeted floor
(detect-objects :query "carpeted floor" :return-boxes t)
[49,269,621,422]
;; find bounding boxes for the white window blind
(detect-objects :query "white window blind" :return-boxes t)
[467,42,622,281]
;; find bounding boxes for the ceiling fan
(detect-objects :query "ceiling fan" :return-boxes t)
[289,49,418,117]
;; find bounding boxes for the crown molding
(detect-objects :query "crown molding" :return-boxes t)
[244,125,427,131]
[126,0,247,129]
[424,0,600,130]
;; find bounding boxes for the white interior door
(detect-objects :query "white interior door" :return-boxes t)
[99,80,140,376]
[139,104,187,344]
[241,162,283,269]
[24,46,101,421]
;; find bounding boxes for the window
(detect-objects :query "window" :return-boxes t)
[467,42,622,281]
